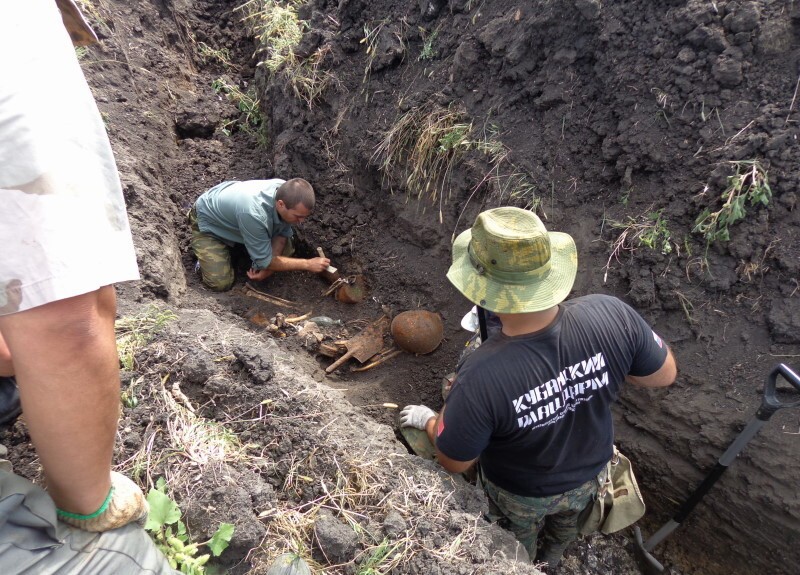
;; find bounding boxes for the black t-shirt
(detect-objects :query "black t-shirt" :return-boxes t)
[436,294,668,497]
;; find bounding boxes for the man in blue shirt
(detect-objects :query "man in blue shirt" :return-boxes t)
[190,178,331,291]
[400,207,676,568]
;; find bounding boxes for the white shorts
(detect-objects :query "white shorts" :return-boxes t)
[0,0,139,315]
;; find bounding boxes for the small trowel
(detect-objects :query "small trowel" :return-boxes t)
[316,247,341,284]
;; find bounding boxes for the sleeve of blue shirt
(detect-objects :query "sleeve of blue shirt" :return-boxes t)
[237,211,274,270]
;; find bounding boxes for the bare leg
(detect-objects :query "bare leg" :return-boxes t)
[0,286,119,514]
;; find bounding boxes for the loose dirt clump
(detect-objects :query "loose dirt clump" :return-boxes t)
[3,1,799,574]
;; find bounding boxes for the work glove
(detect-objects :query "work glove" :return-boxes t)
[399,405,436,430]
[58,471,149,532]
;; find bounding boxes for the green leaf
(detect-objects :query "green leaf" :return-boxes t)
[145,488,182,530]
[208,523,235,556]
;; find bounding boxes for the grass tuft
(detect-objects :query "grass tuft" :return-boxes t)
[115,305,177,372]
[375,111,542,221]
[237,0,334,107]
[603,209,673,282]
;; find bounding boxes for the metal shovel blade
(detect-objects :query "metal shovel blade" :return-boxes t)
[634,525,665,575]
[325,316,388,373]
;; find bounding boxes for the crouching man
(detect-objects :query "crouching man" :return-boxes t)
[189,178,331,291]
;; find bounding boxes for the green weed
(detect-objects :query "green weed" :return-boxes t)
[197,41,236,69]
[356,538,403,574]
[211,78,265,143]
[694,160,771,243]
[638,210,672,253]
[418,26,440,61]
[75,46,89,60]
[146,477,234,574]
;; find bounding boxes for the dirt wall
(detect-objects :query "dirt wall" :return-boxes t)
[18,0,797,573]
[254,1,800,574]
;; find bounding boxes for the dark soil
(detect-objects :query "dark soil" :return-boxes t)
[3,1,799,574]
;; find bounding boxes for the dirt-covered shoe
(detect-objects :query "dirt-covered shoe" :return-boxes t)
[0,376,22,425]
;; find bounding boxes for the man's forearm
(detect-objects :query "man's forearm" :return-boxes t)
[267,254,309,272]
[425,413,439,445]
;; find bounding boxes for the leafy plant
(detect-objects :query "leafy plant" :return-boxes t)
[694,160,771,243]
[211,78,264,142]
[418,26,440,61]
[146,477,234,574]
[638,210,672,253]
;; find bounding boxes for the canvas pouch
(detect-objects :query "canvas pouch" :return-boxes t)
[578,445,646,535]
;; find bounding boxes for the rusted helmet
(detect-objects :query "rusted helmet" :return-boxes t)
[390,310,443,355]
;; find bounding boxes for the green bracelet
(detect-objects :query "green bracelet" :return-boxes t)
[56,486,115,520]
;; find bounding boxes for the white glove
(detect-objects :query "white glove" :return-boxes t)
[399,405,436,430]
[58,471,149,532]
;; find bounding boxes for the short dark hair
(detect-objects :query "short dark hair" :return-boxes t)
[276,178,315,210]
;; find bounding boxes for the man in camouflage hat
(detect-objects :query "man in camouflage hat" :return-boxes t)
[400,206,677,568]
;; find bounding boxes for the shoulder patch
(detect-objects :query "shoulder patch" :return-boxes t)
[652,331,663,348]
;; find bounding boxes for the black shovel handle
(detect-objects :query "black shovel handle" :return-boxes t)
[642,363,800,554]
[757,363,800,419]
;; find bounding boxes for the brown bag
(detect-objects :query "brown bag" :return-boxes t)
[578,445,646,535]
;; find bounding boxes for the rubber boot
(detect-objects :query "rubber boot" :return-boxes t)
[0,377,21,425]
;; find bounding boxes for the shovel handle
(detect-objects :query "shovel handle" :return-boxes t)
[326,348,355,374]
[758,363,800,419]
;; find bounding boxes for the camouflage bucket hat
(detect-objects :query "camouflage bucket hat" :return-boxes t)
[446,207,578,313]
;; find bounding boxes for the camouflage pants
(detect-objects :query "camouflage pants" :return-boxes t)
[189,207,292,292]
[480,469,599,568]
[189,208,234,291]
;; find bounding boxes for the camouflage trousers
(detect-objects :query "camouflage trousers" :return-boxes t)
[480,469,600,568]
[189,207,234,291]
[189,207,292,292]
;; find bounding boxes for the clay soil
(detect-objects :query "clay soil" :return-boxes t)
[3,1,800,574]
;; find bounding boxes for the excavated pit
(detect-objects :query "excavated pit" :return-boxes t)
[2,1,799,574]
